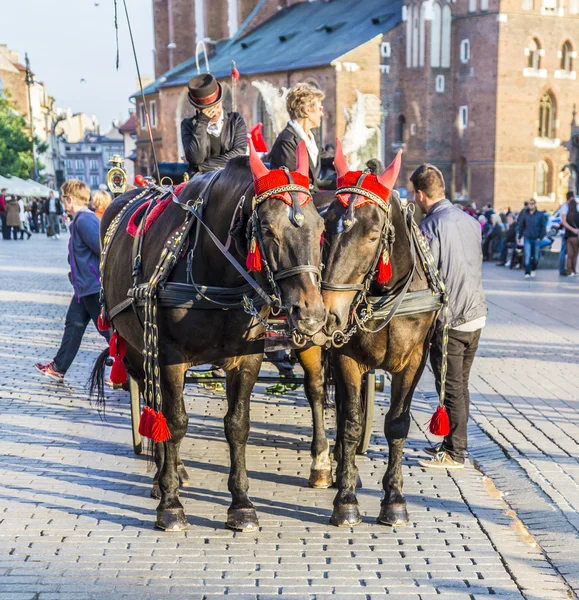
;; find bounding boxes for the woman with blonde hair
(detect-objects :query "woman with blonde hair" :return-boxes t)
[269,82,325,190]
[91,190,112,220]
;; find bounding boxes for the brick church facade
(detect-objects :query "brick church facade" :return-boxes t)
[135,0,579,209]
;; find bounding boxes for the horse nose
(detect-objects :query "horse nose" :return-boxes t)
[289,302,327,336]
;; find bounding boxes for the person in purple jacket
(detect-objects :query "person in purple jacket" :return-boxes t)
[34,179,110,383]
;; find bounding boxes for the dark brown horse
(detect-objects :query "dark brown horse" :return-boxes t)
[300,142,441,527]
[91,143,326,532]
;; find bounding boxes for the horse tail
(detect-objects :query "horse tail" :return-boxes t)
[88,347,109,412]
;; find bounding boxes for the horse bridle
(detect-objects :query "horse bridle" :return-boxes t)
[249,168,322,314]
[320,172,410,347]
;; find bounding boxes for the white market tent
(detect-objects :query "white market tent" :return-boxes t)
[0,175,58,197]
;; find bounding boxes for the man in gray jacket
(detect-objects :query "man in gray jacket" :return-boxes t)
[411,164,487,469]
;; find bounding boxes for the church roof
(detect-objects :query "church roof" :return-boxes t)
[132,0,401,98]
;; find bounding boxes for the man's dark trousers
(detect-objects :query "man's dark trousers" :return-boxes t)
[53,293,110,373]
[429,328,482,462]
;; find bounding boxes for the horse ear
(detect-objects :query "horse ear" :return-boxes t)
[295,140,309,178]
[377,150,402,190]
[248,135,270,180]
[333,138,350,178]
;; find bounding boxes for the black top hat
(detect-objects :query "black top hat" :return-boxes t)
[187,74,223,109]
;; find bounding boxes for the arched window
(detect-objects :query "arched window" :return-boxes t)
[528,38,542,69]
[430,2,442,68]
[419,4,427,67]
[395,115,406,143]
[538,91,556,138]
[412,4,420,67]
[537,160,550,196]
[406,5,413,68]
[254,93,274,149]
[459,157,469,199]
[561,41,574,71]
[441,5,452,68]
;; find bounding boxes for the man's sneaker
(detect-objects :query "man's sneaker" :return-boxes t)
[524,274,531,279]
[530,271,536,278]
[423,442,444,456]
[418,451,464,469]
[34,361,64,383]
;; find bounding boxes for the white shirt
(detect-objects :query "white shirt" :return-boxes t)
[560,202,569,217]
[49,197,56,213]
[288,119,319,165]
[207,111,225,138]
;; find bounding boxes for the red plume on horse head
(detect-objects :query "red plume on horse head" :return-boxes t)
[295,140,309,178]
[248,135,270,181]
[378,150,403,191]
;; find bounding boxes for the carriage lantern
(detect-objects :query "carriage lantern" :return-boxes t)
[107,155,128,197]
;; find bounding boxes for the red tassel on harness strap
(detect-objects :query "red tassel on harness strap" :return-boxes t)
[376,251,392,284]
[97,312,111,332]
[138,406,154,437]
[150,411,172,442]
[109,331,128,385]
[429,405,451,436]
[246,238,262,272]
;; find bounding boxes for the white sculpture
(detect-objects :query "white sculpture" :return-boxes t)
[341,90,378,170]
[251,81,289,138]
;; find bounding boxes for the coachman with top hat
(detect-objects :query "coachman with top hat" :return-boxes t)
[180,73,247,177]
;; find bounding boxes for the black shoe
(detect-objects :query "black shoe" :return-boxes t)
[423,442,444,456]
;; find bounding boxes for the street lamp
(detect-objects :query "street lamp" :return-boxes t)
[24,53,39,182]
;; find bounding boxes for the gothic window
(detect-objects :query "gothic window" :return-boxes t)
[469,0,477,12]
[195,0,206,43]
[561,41,574,71]
[412,4,420,67]
[536,160,551,195]
[419,4,427,67]
[395,115,406,143]
[538,92,556,138]
[441,5,452,68]
[430,3,442,68]
[254,93,274,149]
[527,38,542,69]
[480,0,489,10]
[406,5,414,68]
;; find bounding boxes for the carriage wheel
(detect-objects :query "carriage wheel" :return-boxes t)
[356,371,375,455]
[129,377,142,455]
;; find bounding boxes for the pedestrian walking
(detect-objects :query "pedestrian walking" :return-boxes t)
[410,164,487,469]
[0,188,8,240]
[5,196,21,240]
[30,198,39,233]
[90,190,112,220]
[517,198,546,278]
[559,191,575,276]
[45,190,63,239]
[483,213,503,261]
[18,197,32,240]
[34,180,110,384]
[181,73,247,177]
[564,197,579,276]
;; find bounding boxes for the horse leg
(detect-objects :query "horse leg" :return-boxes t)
[330,354,363,527]
[296,346,333,488]
[154,362,189,531]
[378,342,430,526]
[224,353,262,532]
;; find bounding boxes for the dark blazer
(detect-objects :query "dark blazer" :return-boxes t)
[268,124,321,191]
[181,111,247,176]
[43,197,63,215]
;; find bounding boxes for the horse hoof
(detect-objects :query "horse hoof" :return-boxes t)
[330,504,362,527]
[226,508,259,532]
[151,483,161,499]
[377,503,409,526]
[178,465,192,487]
[309,469,333,489]
[155,508,188,531]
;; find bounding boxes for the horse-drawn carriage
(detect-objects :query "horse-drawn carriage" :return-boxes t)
[94,140,446,531]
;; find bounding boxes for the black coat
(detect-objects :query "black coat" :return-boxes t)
[43,197,63,215]
[181,111,247,176]
[268,125,321,191]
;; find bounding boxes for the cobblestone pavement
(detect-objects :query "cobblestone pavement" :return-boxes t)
[0,234,576,600]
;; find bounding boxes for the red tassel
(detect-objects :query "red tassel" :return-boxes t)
[246,238,263,272]
[109,332,128,385]
[97,313,111,332]
[429,405,451,437]
[150,411,172,442]
[376,251,392,284]
[138,406,154,437]
[320,232,325,246]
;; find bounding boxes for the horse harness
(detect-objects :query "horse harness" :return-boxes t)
[100,170,321,415]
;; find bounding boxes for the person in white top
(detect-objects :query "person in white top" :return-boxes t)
[18,197,32,240]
